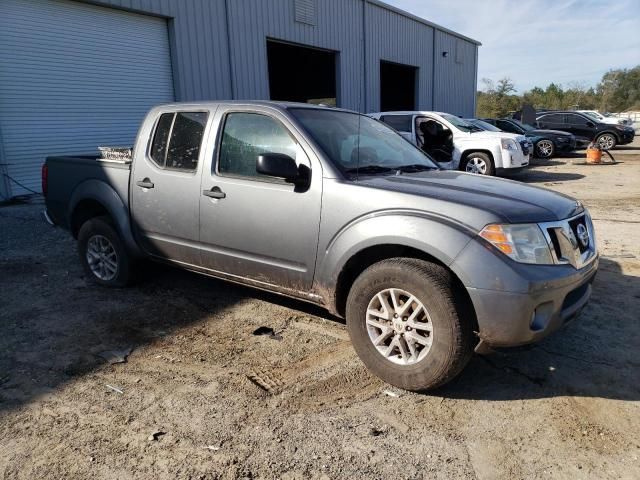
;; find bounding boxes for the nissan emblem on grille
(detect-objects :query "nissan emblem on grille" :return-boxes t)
[577,223,589,247]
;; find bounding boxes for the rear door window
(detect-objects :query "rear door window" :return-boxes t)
[379,115,413,133]
[149,111,209,170]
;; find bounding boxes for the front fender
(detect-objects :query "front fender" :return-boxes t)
[69,179,141,256]
[460,144,503,168]
[314,211,475,310]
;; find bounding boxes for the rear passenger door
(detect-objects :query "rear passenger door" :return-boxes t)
[565,113,595,142]
[131,109,210,265]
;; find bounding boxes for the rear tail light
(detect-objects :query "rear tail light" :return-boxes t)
[41,163,48,197]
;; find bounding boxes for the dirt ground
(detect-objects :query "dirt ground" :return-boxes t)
[1,141,639,479]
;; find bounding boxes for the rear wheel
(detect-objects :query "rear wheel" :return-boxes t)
[596,133,616,150]
[78,216,131,287]
[462,152,495,176]
[345,258,475,391]
[535,139,555,158]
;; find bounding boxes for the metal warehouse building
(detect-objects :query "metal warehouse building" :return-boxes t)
[0,0,480,198]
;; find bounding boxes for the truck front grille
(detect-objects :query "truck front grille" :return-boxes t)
[540,213,597,269]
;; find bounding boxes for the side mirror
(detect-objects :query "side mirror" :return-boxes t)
[256,153,299,183]
[586,121,594,127]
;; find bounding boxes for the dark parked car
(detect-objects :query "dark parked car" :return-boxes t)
[535,111,635,150]
[482,118,576,159]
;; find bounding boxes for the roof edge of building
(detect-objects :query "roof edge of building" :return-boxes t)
[365,0,482,46]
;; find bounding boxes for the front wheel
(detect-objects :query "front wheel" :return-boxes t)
[535,139,555,158]
[345,258,475,391]
[462,152,495,176]
[596,133,616,150]
[78,216,132,287]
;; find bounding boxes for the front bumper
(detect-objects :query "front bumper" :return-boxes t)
[451,220,598,349]
[619,130,635,145]
[466,256,597,348]
[500,148,529,169]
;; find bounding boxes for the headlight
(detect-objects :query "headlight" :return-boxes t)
[614,124,627,131]
[501,138,518,151]
[479,224,554,264]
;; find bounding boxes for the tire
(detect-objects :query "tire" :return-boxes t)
[535,139,555,159]
[78,216,132,287]
[596,133,617,150]
[461,152,495,176]
[345,258,475,391]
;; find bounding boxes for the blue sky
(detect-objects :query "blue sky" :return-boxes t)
[387,0,640,93]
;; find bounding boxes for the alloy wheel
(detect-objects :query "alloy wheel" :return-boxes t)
[86,234,118,281]
[465,157,488,175]
[598,134,615,150]
[536,140,554,158]
[365,288,433,365]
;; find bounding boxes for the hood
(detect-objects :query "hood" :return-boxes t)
[358,170,583,226]
[528,129,573,137]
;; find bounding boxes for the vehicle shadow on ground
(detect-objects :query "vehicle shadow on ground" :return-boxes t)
[0,237,338,416]
[438,257,640,401]
[512,171,586,183]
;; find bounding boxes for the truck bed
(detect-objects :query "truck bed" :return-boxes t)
[45,155,131,230]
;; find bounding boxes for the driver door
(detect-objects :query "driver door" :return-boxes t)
[198,107,322,291]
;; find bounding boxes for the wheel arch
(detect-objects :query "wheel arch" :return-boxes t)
[597,131,620,144]
[331,244,476,323]
[68,179,141,256]
[460,149,496,169]
[314,212,476,318]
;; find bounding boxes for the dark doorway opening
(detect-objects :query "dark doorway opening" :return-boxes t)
[380,61,417,111]
[267,39,337,106]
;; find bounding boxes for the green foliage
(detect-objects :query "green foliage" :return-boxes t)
[476,66,640,117]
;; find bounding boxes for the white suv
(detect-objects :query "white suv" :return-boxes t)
[577,110,633,127]
[369,111,530,176]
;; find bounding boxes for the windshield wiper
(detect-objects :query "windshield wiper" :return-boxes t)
[344,165,394,175]
[395,164,437,173]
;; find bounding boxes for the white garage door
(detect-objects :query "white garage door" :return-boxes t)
[0,0,175,197]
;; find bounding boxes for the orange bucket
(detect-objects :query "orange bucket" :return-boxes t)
[586,147,602,164]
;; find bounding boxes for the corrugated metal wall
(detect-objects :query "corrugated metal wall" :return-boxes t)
[89,0,232,101]
[433,30,478,116]
[0,0,175,195]
[89,0,479,113]
[363,1,434,112]
[226,0,364,111]
[0,0,480,198]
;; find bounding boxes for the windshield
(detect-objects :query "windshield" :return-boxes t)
[583,111,601,120]
[467,119,501,132]
[509,119,535,132]
[440,113,483,133]
[289,108,438,175]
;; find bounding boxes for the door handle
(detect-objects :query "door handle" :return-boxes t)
[203,186,226,199]
[136,178,154,189]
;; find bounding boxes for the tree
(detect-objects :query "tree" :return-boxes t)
[475,65,640,117]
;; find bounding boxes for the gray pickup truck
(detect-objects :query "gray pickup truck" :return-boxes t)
[43,102,598,391]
